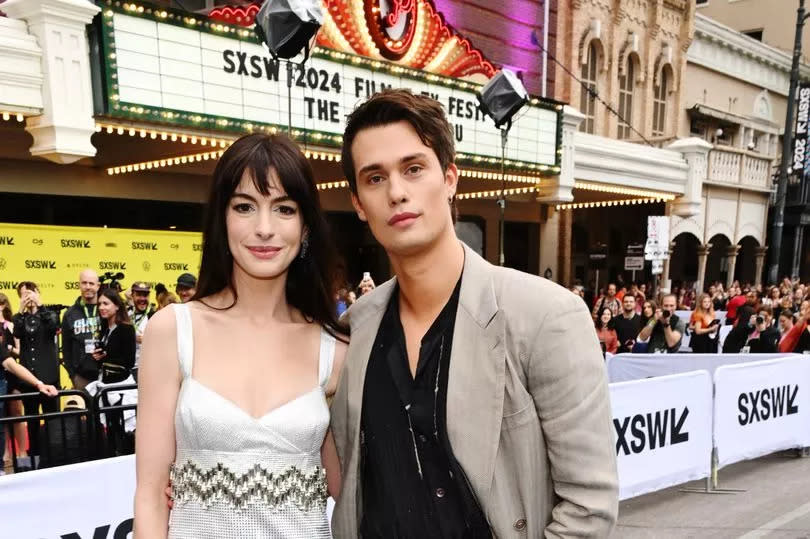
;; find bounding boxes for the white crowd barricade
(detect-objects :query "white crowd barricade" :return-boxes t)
[606,353,799,383]
[610,370,713,500]
[713,356,810,469]
[0,455,135,539]
[0,454,338,538]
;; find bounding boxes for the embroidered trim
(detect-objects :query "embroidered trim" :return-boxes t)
[170,461,327,512]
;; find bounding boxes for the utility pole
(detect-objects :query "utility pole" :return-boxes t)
[768,0,808,284]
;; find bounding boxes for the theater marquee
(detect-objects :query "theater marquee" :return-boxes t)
[92,3,562,173]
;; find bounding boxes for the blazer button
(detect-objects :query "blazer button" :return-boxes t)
[513,518,527,531]
[434,488,446,498]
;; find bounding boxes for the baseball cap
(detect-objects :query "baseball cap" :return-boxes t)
[131,281,151,293]
[176,273,197,289]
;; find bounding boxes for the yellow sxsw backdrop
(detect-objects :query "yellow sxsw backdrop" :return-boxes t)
[0,222,202,309]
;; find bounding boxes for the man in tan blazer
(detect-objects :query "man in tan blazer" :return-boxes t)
[331,89,618,538]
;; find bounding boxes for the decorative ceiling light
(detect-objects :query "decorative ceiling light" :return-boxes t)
[555,197,667,211]
[106,149,226,175]
[574,181,677,201]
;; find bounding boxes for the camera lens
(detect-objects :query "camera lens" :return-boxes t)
[662,310,670,318]
[756,316,764,325]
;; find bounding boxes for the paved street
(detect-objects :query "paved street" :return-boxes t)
[617,452,810,538]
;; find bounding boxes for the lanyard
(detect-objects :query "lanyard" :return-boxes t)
[133,311,147,327]
[82,303,97,319]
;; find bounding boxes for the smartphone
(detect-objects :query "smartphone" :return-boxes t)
[363,272,371,281]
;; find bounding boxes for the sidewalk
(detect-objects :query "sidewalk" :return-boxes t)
[616,452,810,538]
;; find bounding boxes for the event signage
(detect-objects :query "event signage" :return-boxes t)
[714,356,810,468]
[605,353,796,384]
[610,370,712,500]
[792,81,810,179]
[96,7,561,170]
[0,223,202,308]
[644,216,669,261]
[0,455,136,538]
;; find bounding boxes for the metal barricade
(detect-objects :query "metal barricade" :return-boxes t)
[92,383,138,459]
[0,389,95,473]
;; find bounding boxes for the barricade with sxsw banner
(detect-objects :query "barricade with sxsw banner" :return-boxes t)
[0,222,202,308]
[609,370,713,500]
[0,455,135,539]
[713,356,810,468]
[606,353,799,383]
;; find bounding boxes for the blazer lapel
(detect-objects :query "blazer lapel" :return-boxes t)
[446,244,505,512]
[335,279,396,533]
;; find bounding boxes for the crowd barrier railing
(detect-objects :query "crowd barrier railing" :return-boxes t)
[93,383,138,459]
[610,355,810,499]
[0,385,138,473]
[605,353,801,383]
[0,389,96,473]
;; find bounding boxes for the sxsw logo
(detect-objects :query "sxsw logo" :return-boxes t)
[164,262,189,271]
[193,243,203,252]
[61,239,91,248]
[60,517,132,539]
[132,241,158,250]
[65,281,81,290]
[0,236,15,246]
[738,385,799,426]
[0,280,19,289]
[25,259,57,269]
[614,407,689,456]
[99,261,127,271]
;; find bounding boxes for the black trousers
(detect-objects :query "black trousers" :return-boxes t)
[22,392,59,459]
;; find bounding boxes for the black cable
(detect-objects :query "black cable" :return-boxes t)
[534,40,656,147]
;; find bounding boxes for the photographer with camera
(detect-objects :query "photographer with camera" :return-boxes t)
[11,281,60,466]
[61,269,102,391]
[636,294,685,353]
[746,306,780,353]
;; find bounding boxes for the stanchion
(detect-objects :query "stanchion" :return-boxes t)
[680,448,746,495]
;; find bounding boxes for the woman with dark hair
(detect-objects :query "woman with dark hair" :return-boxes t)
[134,134,348,538]
[595,307,618,356]
[92,288,136,384]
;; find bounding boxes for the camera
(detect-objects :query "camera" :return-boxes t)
[662,310,671,318]
[756,316,764,325]
[100,271,125,292]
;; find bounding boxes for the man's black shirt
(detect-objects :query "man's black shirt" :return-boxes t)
[613,313,642,353]
[359,276,490,538]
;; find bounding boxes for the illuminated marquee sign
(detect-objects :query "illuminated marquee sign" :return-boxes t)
[95,2,561,172]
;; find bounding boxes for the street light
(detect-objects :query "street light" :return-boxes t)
[767,0,810,284]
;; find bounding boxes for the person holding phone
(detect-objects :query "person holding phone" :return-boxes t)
[689,294,719,353]
[11,281,60,465]
[636,294,684,353]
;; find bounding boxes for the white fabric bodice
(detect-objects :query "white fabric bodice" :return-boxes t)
[168,303,334,539]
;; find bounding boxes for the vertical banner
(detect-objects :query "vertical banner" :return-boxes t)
[0,223,202,308]
[714,356,810,468]
[793,81,810,183]
[610,371,713,500]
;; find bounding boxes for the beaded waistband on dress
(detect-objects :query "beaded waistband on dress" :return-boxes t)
[170,460,328,512]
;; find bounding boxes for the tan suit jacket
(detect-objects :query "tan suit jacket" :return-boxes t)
[330,244,618,538]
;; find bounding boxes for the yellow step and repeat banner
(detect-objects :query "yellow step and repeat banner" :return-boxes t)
[0,223,202,308]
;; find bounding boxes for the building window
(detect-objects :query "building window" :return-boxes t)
[743,29,764,41]
[617,58,635,139]
[652,70,668,137]
[579,43,598,134]
[696,0,708,5]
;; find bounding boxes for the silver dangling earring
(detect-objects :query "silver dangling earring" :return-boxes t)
[300,236,309,258]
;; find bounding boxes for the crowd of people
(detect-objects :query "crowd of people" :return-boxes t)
[0,270,199,473]
[580,278,810,356]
